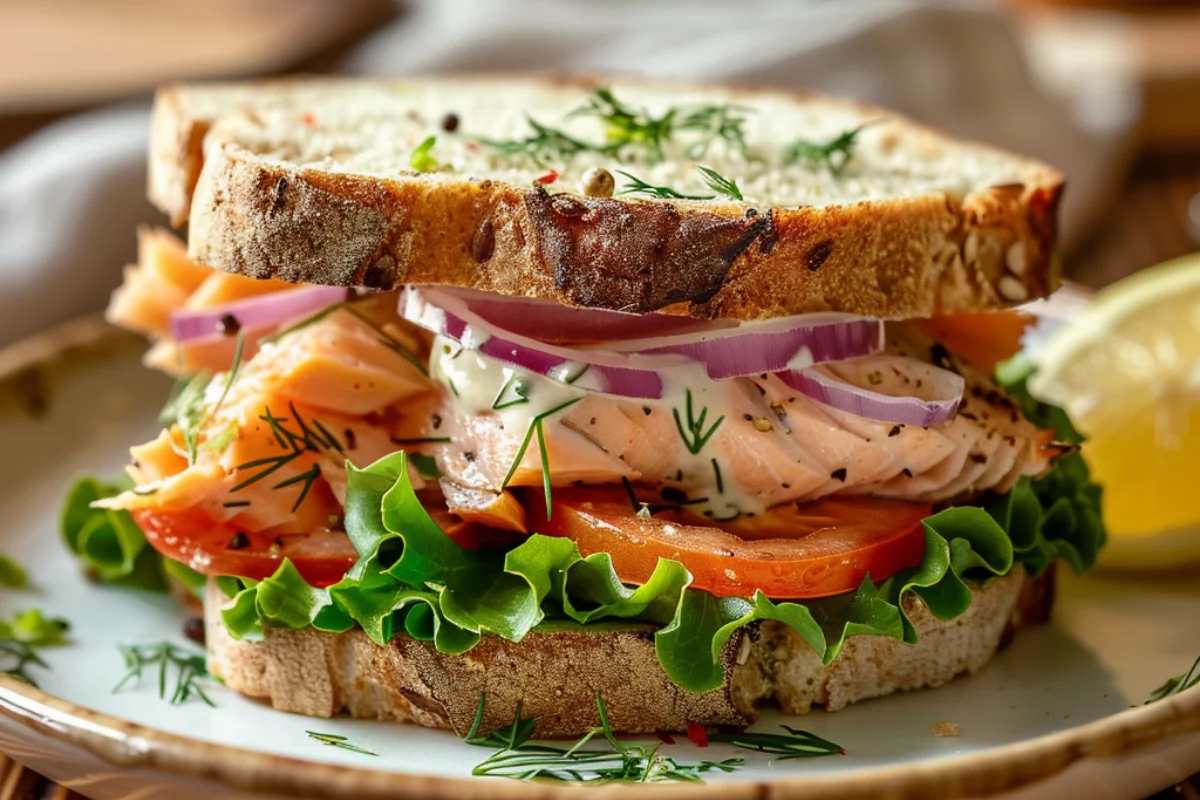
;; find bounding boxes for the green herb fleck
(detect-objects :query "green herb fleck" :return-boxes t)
[0,609,69,686]
[616,171,714,201]
[696,166,743,201]
[569,87,677,163]
[866,370,883,386]
[1147,654,1200,703]
[409,135,445,173]
[478,116,597,167]
[466,694,743,783]
[711,459,724,494]
[679,104,754,160]
[706,726,844,759]
[492,374,531,410]
[499,398,584,518]
[563,364,590,386]
[786,122,875,176]
[114,641,215,707]
[306,730,378,756]
[673,389,724,455]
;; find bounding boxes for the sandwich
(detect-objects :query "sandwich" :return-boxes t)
[65,76,1104,738]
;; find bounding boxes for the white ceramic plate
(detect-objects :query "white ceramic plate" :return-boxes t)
[1,319,1200,800]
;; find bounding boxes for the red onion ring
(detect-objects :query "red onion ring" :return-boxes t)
[616,317,884,380]
[403,288,885,397]
[435,286,727,344]
[779,355,964,427]
[170,286,348,343]
[405,288,676,398]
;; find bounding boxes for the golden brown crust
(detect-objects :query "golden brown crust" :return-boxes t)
[156,76,1063,321]
[206,570,1045,738]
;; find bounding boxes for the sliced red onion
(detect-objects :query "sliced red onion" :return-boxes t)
[618,316,884,380]
[170,286,348,343]
[404,288,679,398]
[779,355,964,427]
[405,287,884,389]
[437,286,728,344]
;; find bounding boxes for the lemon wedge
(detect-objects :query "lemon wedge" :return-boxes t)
[1030,252,1200,569]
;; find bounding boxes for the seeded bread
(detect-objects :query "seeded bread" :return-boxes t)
[206,567,1051,737]
[150,76,1063,321]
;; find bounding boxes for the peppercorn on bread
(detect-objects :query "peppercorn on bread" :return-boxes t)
[152,76,1062,321]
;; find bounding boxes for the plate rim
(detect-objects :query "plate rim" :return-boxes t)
[2,315,1199,800]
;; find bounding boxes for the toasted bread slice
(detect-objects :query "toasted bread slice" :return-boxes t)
[206,567,1050,737]
[151,77,1063,322]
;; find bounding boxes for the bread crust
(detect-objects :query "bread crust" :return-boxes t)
[154,76,1063,321]
[207,569,1044,737]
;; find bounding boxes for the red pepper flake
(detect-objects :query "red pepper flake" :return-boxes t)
[656,732,676,745]
[686,723,709,748]
[535,169,559,185]
[300,112,317,126]
[466,141,480,151]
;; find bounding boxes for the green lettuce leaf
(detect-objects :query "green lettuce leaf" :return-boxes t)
[214,446,1103,693]
[60,475,167,591]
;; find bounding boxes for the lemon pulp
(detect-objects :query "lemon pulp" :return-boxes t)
[1030,253,1200,569]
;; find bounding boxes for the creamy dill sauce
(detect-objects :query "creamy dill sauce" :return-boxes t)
[431,334,755,518]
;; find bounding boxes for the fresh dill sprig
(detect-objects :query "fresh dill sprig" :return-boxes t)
[228,402,340,510]
[492,374,531,410]
[1147,654,1200,703]
[673,389,724,455]
[273,463,322,513]
[1,641,47,686]
[466,695,743,783]
[113,641,215,707]
[499,397,583,519]
[306,730,378,756]
[569,87,676,163]
[786,122,876,176]
[679,104,753,160]
[161,330,246,465]
[0,609,69,687]
[409,135,444,173]
[696,166,743,201]
[707,726,845,759]
[341,305,428,376]
[563,364,590,385]
[478,116,600,167]
[711,458,724,494]
[616,171,714,201]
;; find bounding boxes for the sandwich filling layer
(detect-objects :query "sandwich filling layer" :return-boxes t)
[73,231,1105,694]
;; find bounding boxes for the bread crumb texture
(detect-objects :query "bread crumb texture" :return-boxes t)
[206,570,1029,736]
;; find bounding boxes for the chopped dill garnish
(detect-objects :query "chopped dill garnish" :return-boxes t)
[306,730,378,756]
[786,122,876,176]
[113,641,214,707]
[673,389,724,455]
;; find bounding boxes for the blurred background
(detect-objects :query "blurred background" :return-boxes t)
[0,0,1198,349]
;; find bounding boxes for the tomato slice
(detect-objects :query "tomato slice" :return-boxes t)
[535,489,931,599]
[132,505,507,587]
[915,311,1033,376]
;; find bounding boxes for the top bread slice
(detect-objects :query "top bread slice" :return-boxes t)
[150,76,1064,321]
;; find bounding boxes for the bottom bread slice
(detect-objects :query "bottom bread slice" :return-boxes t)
[206,567,1049,737]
